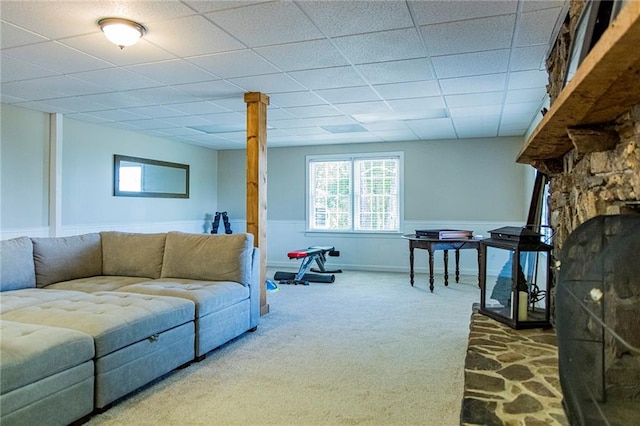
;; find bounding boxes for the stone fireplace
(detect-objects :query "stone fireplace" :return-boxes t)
[522,0,640,424]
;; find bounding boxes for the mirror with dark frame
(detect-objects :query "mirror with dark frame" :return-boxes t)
[113,155,190,198]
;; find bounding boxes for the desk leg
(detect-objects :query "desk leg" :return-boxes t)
[428,248,435,292]
[476,247,481,288]
[455,249,460,283]
[409,245,415,286]
[443,250,449,286]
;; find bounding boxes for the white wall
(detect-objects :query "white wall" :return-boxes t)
[0,105,50,231]
[217,137,531,275]
[1,104,219,239]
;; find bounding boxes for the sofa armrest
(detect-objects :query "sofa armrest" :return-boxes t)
[248,247,261,329]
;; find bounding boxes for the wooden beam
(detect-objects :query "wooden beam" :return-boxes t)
[244,92,270,316]
[517,1,640,164]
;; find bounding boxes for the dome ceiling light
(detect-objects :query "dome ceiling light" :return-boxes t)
[98,18,146,49]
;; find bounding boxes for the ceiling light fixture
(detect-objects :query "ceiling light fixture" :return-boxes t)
[98,18,146,49]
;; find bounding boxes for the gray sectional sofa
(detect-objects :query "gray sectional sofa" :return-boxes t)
[0,231,260,425]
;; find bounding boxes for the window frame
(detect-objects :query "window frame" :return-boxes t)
[305,151,404,234]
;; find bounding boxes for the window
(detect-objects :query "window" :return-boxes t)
[307,153,402,232]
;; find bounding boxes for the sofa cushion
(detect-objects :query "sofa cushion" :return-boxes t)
[101,231,166,279]
[0,236,35,291]
[32,233,102,287]
[0,320,94,394]
[44,276,153,293]
[0,289,87,315]
[118,279,250,317]
[161,232,254,286]
[1,292,195,357]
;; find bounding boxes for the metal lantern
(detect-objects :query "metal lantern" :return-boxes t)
[479,227,553,329]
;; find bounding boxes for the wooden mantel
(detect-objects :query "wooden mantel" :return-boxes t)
[517,1,640,165]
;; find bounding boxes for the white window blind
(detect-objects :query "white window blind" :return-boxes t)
[307,153,402,232]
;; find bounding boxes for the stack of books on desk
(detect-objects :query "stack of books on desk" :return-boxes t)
[415,229,473,239]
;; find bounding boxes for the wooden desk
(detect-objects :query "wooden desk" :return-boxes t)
[402,234,481,292]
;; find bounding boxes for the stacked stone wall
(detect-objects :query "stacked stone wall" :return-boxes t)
[545,0,640,251]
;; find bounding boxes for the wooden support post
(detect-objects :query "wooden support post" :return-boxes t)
[244,92,270,316]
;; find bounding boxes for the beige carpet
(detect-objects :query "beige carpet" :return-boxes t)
[87,270,480,426]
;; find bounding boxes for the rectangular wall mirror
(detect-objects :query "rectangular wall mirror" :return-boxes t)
[114,155,190,198]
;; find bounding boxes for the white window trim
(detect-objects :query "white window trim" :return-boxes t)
[305,151,404,234]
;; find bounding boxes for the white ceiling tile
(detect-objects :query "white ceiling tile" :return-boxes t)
[373,80,441,99]
[127,86,199,105]
[445,91,505,108]
[0,21,48,49]
[374,129,420,142]
[405,118,457,139]
[433,50,510,79]
[265,107,296,121]
[455,125,499,138]
[210,97,249,112]
[387,97,446,113]
[163,101,229,115]
[335,101,393,116]
[144,16,245,57]
[183,1,272,13]
[409,1,518,25]
[357,58,433,85]
[421,15,515,56]
[82,109,149,122]
[510,45,548,71]
[208,2,323,47]
[315,86,380,104]
[123,119,174,130]
[172,80,245,100]
[522,1,566,12]
[449,105,502,118]
[286,105,342,118]
[289,66,366,90]
[440,73,507,95]
[188,50,280,78]
[119,105,189,119]
[126,60,218,85]
[361,121,412,132]
[3,42,112,74]
[229,73,307,94]
[333,28,425,65]
[75,92,149,109]
[269,92,327,108]
[271,116,356,129]
[498,128,527,136]
[1,80,71,101]
[505,88,546,104]
[12,100,72,114]
[255,39,348,71]
[0,0,563,149]
[161,115,213,127]
[507,70,548,90]
[502,101,542,117]
[515,7,564,47]
[61,35,177,67]
[298,1,413,37]
[0,54,59,83]
[71,68,160,90]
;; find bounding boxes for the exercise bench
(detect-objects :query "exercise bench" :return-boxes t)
[273,246,341,285]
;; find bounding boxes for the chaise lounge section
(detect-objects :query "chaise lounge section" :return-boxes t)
[0,230,260,425]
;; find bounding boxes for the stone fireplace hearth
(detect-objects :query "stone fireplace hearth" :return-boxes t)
[460,308,568,426]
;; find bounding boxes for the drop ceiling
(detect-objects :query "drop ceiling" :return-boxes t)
[0,0,567,150]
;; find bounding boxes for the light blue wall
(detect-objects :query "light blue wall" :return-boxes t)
[218,137,531,222]
[1,104,218,237]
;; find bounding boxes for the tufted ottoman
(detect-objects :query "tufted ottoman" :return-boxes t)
[1,291,196,409]
[119,278,251,359]
[0,320,95,425]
